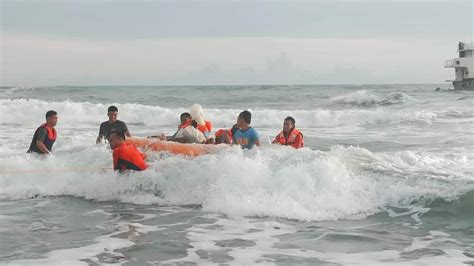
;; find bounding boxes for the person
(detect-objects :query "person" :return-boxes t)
[157,112,206,144]
[27,110,58,154]
[190,104,213,141]
[214,124,239,144]
[233,110,260,149]
[272,116,304,149]
[109,131,148,172]
[96,106,131,144]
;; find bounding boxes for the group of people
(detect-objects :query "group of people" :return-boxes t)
[28,104,304,172]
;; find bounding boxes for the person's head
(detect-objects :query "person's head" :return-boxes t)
[283,116,296,133]
[107,106,119,123]
[237,111,251,128]
[180,112,192,124]
[108,131,125,149]
[45,110,58,127]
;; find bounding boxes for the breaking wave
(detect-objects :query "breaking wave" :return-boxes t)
[0,144,471,221]
[329,90,415,106]
[0,98,439,129]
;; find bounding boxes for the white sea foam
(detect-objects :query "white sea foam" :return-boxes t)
[1,86,472,265]
[163,215,470,265]
[0,143,471,222]
[0,94,472,221]
[6,222,136,265]
[329,90,414,106]
[0,98,439,129]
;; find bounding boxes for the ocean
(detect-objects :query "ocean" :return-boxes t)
[0,85,473,265]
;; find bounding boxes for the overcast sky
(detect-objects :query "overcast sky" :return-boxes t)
[1,0,473,85]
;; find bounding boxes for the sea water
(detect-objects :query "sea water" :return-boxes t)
[0,85,473,265]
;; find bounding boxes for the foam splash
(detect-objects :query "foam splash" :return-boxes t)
[0,98,438,129]
[166,215,470,265]
[5,213,162,266]
[329,90,414,106]
[0,144,471,222]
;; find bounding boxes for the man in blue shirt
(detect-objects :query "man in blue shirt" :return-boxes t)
[233,110,260,149]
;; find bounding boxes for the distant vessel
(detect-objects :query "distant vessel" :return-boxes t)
[444,42,474,90]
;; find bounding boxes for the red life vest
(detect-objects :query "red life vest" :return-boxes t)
[215,129,230,138]
[179,120,192,129]
[113,142,148,172]
[196,121,212,134]
[27,124,57,154]
[215,128,233,144]
[274,128,304,148]
[42,124,57,140]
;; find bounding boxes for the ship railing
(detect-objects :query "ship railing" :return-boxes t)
[459,42,474,51]
[444,59,457,68]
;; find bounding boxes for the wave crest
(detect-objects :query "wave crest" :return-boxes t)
[329,90,413,106]
[0,98,438,129]
[0,145,471,221]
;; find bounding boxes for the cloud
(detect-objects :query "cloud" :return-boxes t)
[1,1,470,85]
[169,54,377,85]
[1,1,471,40]
[0,33,459,85]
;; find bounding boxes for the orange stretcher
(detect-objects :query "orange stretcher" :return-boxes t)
[125,138,224,157]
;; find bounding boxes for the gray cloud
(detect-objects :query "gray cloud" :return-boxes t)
[1,1,471,40]
[1,1,470,85]
[163,52,390,85]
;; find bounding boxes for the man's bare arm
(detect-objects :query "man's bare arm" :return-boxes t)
[36,141,51,154]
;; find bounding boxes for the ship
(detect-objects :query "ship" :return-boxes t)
[444,42,474,90]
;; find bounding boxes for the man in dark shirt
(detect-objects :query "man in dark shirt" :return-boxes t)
[96,106,131,143]
[27,110,58,154]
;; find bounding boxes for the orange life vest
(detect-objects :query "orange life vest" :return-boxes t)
[196,121,212,134]
[274,128,304,148]
[113,142,148,172]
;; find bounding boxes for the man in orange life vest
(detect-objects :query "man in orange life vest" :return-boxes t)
[27,110,58,154]
[272,116,304,149]
[109,131,148,172]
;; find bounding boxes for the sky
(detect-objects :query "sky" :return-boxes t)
[1,0,473,85]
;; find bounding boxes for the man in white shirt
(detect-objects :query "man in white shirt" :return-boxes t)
[158,113,206,144]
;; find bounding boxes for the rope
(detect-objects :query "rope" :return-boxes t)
[0,167,114,175]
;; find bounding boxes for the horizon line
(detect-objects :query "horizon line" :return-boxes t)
[0,83,449,87]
